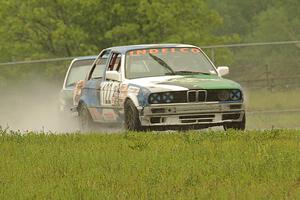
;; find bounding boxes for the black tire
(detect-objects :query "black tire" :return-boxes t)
[124,100,142,131]
[223,113,246,131]
[78,104,94,132]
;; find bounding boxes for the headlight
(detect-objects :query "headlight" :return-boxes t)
[149,92,174,104]
[162,92,174,103]
[149,93,161,104]
[230,90,242,101]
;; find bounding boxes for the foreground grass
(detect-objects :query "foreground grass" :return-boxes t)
[0,129,300,199]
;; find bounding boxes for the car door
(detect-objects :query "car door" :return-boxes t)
[99,52,122,122]
[83,50,110,122]
[60,57,96,112]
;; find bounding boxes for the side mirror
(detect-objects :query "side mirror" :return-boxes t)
[106,71,121,81]
[217,66,229,76]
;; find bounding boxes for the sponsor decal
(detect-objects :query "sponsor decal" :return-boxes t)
[73,80,85,106]
[129,48,201,56]
[102,109,117,121]
[88,108,103,121]
[119,84,128,105]
[100,82,120,105]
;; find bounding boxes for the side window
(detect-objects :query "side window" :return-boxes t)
[107,53,121,72]
[90,51,110,79]
[65,59,94,88]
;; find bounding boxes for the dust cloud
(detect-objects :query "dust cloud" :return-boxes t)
[0,80,79,133]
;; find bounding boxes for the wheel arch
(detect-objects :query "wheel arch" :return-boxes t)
[123,97,142,131]
[77,100,86,110]
[124,94,139,108]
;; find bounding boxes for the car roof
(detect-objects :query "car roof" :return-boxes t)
[71,44,198,59]
[105,44,198,54]
[72,55,97,62]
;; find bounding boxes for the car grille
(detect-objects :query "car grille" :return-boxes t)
[148,89,242,104]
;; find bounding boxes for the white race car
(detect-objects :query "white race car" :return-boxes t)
[73,44,245,131]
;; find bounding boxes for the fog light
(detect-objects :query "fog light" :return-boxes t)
[150,117,161,124]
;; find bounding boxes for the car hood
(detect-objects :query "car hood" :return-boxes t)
[128,74,241,93]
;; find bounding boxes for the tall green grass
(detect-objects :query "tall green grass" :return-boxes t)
[1,129,300,199]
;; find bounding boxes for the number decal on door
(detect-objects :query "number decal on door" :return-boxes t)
[100,82,120,106]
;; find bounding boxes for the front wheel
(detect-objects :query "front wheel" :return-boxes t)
[223,114,246,131]
[124,100,142,131]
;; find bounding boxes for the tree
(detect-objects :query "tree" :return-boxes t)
[0,0,235,62]
[104,0,232,46]
[0,0,238,83]
[0,0,94,62]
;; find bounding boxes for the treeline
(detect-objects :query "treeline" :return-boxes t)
[0,0,299,87]
[0,0,225,62]
[0,0,299,62]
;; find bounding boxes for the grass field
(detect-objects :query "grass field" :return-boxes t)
[245,88,300,111]
[244,88,300,129]
[1,128,300,199]
[247,112,300,130]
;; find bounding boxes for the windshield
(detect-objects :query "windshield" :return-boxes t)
[125,47,216,79]
[65,59,95,88]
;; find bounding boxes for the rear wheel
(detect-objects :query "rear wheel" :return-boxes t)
[223,114,246,131]
[78,104,94,132]
[124,100,142,131]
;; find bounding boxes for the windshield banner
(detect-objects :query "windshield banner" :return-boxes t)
[129,48,201,56]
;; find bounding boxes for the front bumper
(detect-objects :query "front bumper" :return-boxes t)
[138,102,245,126]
